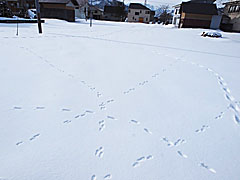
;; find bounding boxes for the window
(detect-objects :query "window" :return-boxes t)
[146,18,148,21]
[229,5,239,13]
[140,10,142,13]
[236,5,240,12]
[145,11,150,14]
[135,12,139,15]
[128,10,131,13]
[132,16,134,20]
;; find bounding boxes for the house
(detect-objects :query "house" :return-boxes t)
[1,0,35,17]
[127,3,151,23]
[172,4,181,26]
[75,3,103,20]
[221,0,240,32]
[173,0,221,29]
[39,0,77,22]
[102,1,125,21]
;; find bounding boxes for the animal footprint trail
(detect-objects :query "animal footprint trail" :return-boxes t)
[162,137,175,147]
[174,138,186,146]
[123,88,135,95]
[195,125,210,133]
[138,80,148,86]
[62,108,71,111]
[162,137,186,147]
[13,106,22,110]
[177,151,188,158]
[215,112,224,120]
[199,162,216,174]
[104,174,112,179]
[99,120,105,132]
[95,147,104,158]
[16,141,23,146]
[99,100,114,110]
[29,133,40,141]
[63,120,72,124]
[97,92,102,97]
[132,155,153,168]
[152,73,159,78]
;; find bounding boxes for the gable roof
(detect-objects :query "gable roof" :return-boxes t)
[129,3,150,10]
[181,2,218,15]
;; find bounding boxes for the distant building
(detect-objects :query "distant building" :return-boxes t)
[102,1,125,21]
[172,0,221,29]
[39,0,77,22]
[221,0,240,32]
[172,4,181,26]
[1,0,35,17]
[127,3,152,23]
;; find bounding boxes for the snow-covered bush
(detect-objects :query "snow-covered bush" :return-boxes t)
[201,31,222,38]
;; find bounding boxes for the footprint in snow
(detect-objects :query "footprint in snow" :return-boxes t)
[13,107,22,110]
[63,120,71,124]
[215,112,224,120]
[62,108,71,111]
[144,128,152,134]
[107,116,117,120]
[199,162,216,174]
[132,155,153,168]
[234,114,240,125]
[16,141,23,146]
[36,107,45,110]
[104,174,112,179]
[130,119,140,125]
[95,147,104,158]
[99,120,105,132]
[177,151,188,158]
[29,134,40,141]
[91,175,97,180]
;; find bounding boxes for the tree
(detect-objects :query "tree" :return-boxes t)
[155,5,173,24]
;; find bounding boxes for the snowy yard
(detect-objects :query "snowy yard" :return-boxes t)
[0,19,240,180]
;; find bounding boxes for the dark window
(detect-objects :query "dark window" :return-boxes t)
[145,11,150,14]
[132,16,134,20]
[135,12,139,15]
[146,18,148,21]
[128,10,130,13]
[140,10,142,13]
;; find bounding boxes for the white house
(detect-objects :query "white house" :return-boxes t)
[172,4,181,27]
[127,3,151,23]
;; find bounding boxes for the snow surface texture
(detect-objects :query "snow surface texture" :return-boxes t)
[0,19,240,180]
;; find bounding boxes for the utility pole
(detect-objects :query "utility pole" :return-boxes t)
[35,0,42,33]
[90,0,92,27]
[16,16,18,36]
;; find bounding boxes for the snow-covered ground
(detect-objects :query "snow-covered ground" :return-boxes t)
[0,19,240,180]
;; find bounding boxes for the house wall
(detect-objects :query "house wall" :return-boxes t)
[40,3,75,22]
[224,4,240,32]
[172,6,181,26]
[127,8,150,23]
[180,12,213,28]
